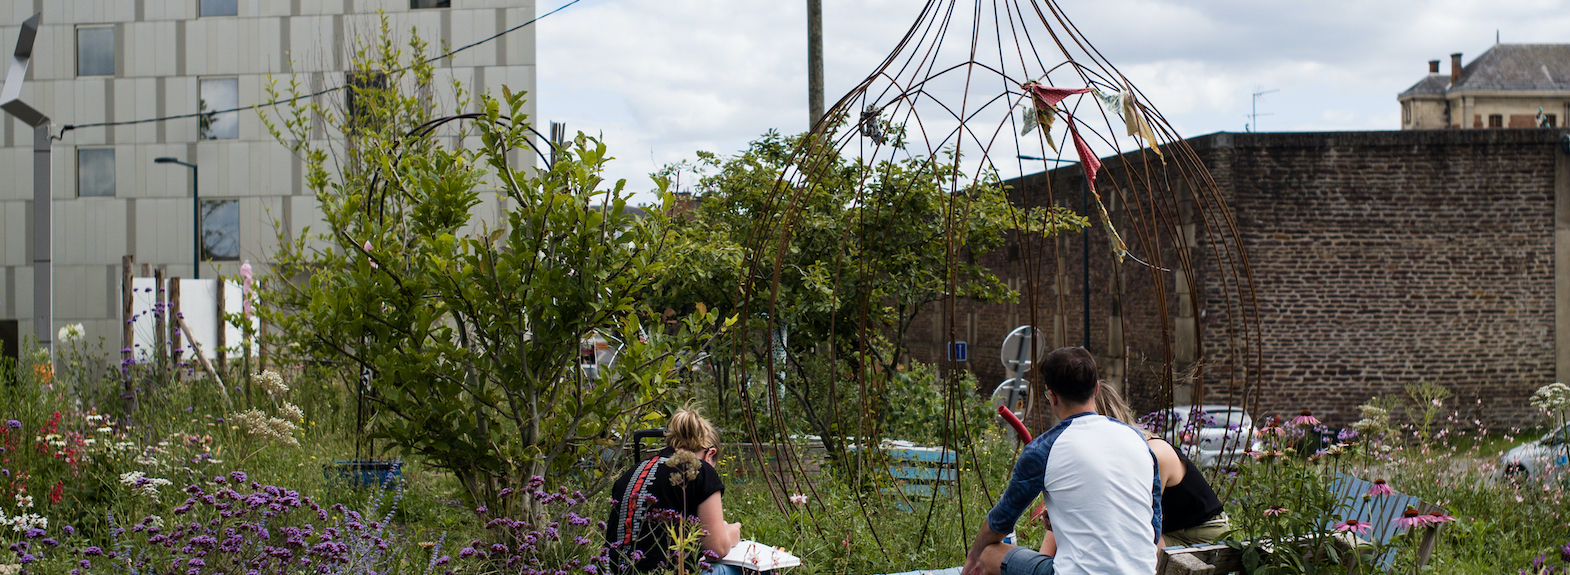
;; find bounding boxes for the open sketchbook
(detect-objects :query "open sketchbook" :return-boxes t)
[720,540,802,571]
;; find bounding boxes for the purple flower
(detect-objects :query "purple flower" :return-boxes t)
[63,526,76,535]
[1333,519,1372,535]
[1366,478,1394,497]
[5,420,19,429]
[1561,542,1570,564]
[83,546,104,556]
[1394,509,1426,530]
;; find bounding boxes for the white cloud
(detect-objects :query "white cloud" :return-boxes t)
[536,0,1570,201]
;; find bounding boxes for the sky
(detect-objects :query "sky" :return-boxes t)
[534,0,1570,200]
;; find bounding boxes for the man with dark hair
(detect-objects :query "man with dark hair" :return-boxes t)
[961,347,1161,575]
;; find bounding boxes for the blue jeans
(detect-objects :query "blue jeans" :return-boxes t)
[1000,546,1055,575]
[705,562,745,575]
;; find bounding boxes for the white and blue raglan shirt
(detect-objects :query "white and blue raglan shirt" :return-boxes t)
[986,412,1161,575]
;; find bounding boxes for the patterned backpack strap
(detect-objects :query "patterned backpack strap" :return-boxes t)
[613,455,669,546]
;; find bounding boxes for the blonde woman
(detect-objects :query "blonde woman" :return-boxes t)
[605,407,741,574]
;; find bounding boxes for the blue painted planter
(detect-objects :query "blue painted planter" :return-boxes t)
[326,460,401,488]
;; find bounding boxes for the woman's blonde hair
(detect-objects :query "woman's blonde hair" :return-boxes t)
[1096,382,1157,439]
[665,405,720,454]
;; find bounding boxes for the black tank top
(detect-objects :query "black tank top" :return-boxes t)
[1160,443,1224,533]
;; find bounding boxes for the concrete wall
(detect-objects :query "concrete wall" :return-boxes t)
[0,0,537,348]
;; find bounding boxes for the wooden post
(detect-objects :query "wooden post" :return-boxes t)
[154,268,167,378]
[258,315,269,372]
[176,313,231,408]
[140,263,152,277]
[215,277,227,376]
[121,255,133,377]
[170,277,183,379]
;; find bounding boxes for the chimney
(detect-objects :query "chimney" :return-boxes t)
[1428,60,1440,74]
[1450,53,1463,84]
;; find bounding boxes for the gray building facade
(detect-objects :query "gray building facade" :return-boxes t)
[1,0,537,351]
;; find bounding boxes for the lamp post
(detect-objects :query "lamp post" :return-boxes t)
[154,157,200,279]
[1020,155,1091,350]
[2,12,53,355]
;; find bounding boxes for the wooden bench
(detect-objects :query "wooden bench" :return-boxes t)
[1156,473,1445,574]
[876,443,957,510]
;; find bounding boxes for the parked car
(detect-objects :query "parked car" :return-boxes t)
[1500,423,1570,481]
[1147,404,1262,470]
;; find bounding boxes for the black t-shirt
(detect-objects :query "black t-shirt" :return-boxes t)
[603,447,726,573]
[1160,443,1224,533]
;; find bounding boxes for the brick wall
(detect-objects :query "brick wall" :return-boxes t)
[908,128,1569,430]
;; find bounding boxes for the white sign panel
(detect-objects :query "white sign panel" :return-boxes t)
[129,278,257,363]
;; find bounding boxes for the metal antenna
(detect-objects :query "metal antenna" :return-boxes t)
[1248,87,1278,132]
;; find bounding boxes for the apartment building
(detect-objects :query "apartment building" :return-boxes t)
[0,0,537,352]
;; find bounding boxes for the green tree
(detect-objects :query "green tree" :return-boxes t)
[258,19,726,515]
[655,130,1084,461]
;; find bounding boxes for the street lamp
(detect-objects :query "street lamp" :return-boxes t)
[1019,155,1091,350]
[154,157,200,279]
[2,12,53,355]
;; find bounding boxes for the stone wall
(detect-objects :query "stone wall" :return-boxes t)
[908,128,1570,430]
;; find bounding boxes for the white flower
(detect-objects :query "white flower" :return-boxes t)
[234,408,300,447]
[255,370,289,396]
[280,402,304,422]
[145,515,164,529]
[1530,382,1570,411]
[97,426,114,434]
[13,494,33,509]
[57,323,85,343]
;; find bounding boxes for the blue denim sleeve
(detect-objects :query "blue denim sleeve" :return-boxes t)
[1149,448,1164,541]
[985,432,1055,534]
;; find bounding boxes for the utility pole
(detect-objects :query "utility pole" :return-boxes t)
[807,0,824,127]
[2,13,53,357]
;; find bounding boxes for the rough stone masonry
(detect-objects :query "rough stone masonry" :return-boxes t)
[908,128,1570,430]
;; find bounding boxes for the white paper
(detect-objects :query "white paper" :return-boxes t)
[720,540,802,571]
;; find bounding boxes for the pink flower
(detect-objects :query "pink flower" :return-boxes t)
[1394,508,1425,530]
[1263,506,1288,517]
[1333,519,1372,535]
[788,494,808,505]
[1366,478,1394,497]
[1424,511,1455,525]
[1291,410,1320,426]
[363,240,379,269]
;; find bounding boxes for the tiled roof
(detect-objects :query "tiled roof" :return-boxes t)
[1400,44,1570,97]
[1398,74,1449,97]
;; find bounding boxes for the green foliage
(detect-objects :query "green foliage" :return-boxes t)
[655,130,1085,461]
[1403,381,1453,444]
[258,17,724,515]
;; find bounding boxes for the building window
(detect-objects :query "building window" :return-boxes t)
[76,26,115,77]
[410,0,451,8]
[201,199,241,261]
[200,0,238,17]
[1543,114,1558,128]
[345,72,388,131]
[199,77,240,140]
[1402,103,1411,125]
[77,148,115,198]
[1488,114,1504,128]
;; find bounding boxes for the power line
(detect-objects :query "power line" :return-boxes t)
[55,0,585,139]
